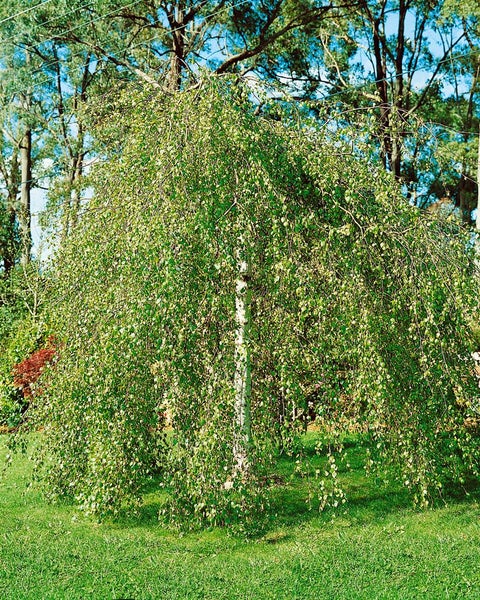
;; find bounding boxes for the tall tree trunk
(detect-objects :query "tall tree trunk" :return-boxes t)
[19,49,33,267]
[233,238,252,475]
[3,196,17,276]
[390,131,402,180]
[57,52,90,243]
[2,148,20,276]
[371,13,390,171]
[476,123,480,232]
[19,127,32,267]
[167,2,186,91]
[459,173,474,224]
[475,124,480,272]
[389,0,406,180]
[61,149,85,242]
[459,60,480,226]
[365,0,409,181]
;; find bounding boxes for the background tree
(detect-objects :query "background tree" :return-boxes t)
[268,0,479,217]
[0,48,39,271]
[14,0,356,91]
[0,0,361,253]
[438,0,480,225]
[0,0,478,244]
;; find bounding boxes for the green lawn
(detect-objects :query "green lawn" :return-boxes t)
[1,434,480,599]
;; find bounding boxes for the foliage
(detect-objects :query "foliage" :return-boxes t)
[12,338,56,399]
[22,77,480,526]
[0,0,476,269]
[285,0,479,216]
[0,317,45,429]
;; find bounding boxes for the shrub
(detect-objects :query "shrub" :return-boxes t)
[0,320,46,428]
[0,265,47,427]
[13,338,56,398]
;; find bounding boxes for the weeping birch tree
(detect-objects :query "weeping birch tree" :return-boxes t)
[21,77,480,526]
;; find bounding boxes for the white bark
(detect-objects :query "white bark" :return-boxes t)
[233,242,252,474]
[475,124,480,273]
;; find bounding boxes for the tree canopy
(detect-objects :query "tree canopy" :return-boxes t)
[0,0,478,272]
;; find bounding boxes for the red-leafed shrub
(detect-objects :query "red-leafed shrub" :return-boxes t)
[13,338,56,398]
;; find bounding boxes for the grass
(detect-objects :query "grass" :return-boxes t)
[1,433,480,599]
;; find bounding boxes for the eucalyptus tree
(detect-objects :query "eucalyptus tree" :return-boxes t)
[0,47,41,270]
[414,70,480,223]
[0,2,81,265]
[353,0,457,179]
[33,43,111,241]
[0,7,99,243]
[10,0,359,91]
[284,0,473,206]
[0,0,364,253]
[439,0,480,226]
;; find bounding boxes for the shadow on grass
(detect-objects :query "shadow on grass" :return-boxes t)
[267,471,412,530]
[106,433,480,535]
[440,475,480,504]
[265,432,480,533]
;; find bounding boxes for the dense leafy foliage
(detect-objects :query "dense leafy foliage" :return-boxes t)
[0,0,478,272]
[21,77,480,526]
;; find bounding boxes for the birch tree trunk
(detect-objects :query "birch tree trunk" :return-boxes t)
[233,239,252,475]
[475,124,480,274]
